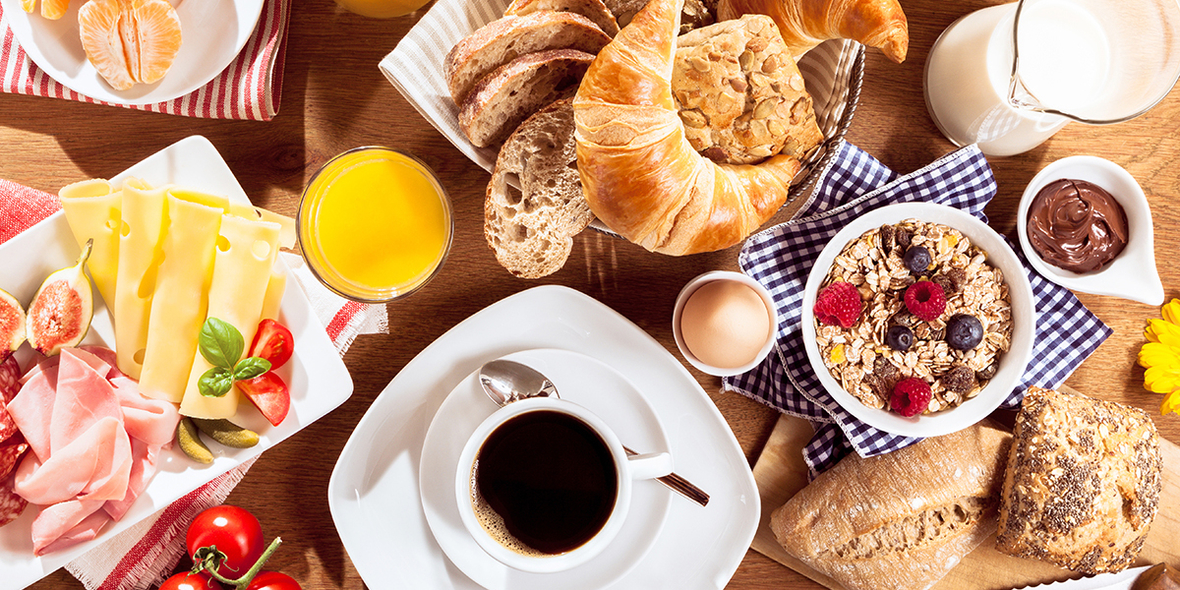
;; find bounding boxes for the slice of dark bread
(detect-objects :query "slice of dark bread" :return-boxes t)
[505,0,619,37]
[445,11,610,105]
[485,98,592,278]
[458,49,594,148]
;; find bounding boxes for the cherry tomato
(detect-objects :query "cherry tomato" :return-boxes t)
[159,571,224,590]
[186,505,266,579]
[248,319,294,370]
[245,571,302,590]
[237,372,291,427]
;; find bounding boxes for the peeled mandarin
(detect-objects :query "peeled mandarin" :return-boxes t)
[78,0,182,91]
[40,0,68,19]
[680,280,771,369]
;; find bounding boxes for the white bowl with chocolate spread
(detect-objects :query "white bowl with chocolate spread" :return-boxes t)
[1017,156,1163,305]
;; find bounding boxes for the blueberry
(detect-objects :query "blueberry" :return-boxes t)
[885,325,914,351]
[903,246,932,275]
[946,314,984,350]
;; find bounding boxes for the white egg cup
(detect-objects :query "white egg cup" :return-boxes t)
[1016,156,1163,306]
[672,271,778,377]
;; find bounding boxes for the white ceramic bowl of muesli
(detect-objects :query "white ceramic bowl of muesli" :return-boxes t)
[801,202,1035,438]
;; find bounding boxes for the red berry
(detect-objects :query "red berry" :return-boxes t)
[814,281,862,328]
[890,377,932,417]
[904,281,946,322]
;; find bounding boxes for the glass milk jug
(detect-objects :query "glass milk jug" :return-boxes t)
[924,0,1180,156]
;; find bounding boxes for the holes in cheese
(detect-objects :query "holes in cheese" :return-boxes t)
[179,214,283,419]
[113,179,170,380]
[59,179,121,311]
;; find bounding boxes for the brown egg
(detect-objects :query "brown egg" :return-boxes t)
[679,280,771,369]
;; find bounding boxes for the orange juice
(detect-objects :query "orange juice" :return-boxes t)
[298,147,452,302]
[335,0,429,18]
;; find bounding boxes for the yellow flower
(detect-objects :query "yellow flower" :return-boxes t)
[1137,298,1180,415]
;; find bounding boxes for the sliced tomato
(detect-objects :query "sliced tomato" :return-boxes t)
[237,372,290,427]
[248,319,294,370]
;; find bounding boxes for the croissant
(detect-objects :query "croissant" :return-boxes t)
[717,0,908,63]
[572,0,802,255]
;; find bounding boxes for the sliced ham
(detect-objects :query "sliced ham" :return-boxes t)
[6,346,180,555]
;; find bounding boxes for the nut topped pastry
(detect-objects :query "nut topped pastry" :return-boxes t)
[996,386,1162,574]
[671,14,823,164]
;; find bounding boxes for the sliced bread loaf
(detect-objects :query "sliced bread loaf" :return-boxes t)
[504,0,619,37]
[485,98,592,278]
[458,48,594,148]
[445,11,610,105]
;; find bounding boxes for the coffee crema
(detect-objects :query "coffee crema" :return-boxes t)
[471,410,618,556]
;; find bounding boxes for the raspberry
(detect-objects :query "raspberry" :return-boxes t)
[814,281,862,328]
[890,377,932,417]
[904,281,946,321]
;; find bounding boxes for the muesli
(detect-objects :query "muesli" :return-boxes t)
[812,219,1013,417]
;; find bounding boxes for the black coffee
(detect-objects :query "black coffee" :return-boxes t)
[472,410,618,556]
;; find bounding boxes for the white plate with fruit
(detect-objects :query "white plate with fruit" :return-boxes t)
[1,0,265,104]
[0,135,352,587]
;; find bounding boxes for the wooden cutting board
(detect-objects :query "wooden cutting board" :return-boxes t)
[750,402,1180,589]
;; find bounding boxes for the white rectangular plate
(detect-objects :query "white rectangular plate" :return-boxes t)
[0,135,354,587]
[328,285,759,590]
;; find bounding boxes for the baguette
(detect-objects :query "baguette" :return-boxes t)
[446,12,610,105]
[485,98,592,278]
[460,49,594,148]
[771,422,1013,590]
[504,0,620,37]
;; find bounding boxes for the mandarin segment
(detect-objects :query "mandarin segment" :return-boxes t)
[40,0,68,19]
[77,0,182,91]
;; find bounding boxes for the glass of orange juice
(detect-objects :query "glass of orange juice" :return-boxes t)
[335,0,431,18]
[298,147,453,303]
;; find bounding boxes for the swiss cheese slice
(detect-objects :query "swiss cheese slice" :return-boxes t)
[138,191,226,402]
[113,179,170,380]
[179,214,282,419]
[260,265,288,323]
[58,179,121,310]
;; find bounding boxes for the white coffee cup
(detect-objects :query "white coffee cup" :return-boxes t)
[454,397,673,573]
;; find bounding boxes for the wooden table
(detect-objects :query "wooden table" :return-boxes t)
[7,0,1179,587]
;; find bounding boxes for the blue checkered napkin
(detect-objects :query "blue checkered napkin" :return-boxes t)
[722,141,1112,477]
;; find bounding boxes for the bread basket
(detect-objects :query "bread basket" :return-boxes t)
[380,0,864,217]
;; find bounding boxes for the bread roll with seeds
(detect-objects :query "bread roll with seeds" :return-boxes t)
[996,386,1162,574]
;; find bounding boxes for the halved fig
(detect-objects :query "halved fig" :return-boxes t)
[26,240,95,357]
[0,290,24,362]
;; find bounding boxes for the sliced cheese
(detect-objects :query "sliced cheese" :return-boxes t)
[228,203,296,249]
[260,265,287,322]
[179,214,282,419]
[138,192,223,402]
[112,178,170,380]
[58,179,121,310]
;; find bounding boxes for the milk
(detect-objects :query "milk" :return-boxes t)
[924,0,1112,156]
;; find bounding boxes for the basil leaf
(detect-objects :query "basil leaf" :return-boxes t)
[198,317,244,370]
[233,357,272,381]
[198,367,234,398]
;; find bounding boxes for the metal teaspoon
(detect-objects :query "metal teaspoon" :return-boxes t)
[478,359,709,507]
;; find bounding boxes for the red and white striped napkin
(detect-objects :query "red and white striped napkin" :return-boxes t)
[0,0,291,121]
[0,181,387,589]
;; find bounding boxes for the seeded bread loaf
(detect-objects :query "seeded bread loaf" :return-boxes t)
[996,386,1162,574]
[458,49,594,148]
[504,0,620,37]
[770,421,1012,590]
[672,14,823,164]
[445,12,610,105]
[485,98,592,278]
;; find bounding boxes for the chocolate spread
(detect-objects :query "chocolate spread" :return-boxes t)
[1026,179,1128,273]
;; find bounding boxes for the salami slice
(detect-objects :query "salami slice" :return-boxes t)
[0,437,27,480]
[0,481,28,527]
[0,356,18,404]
